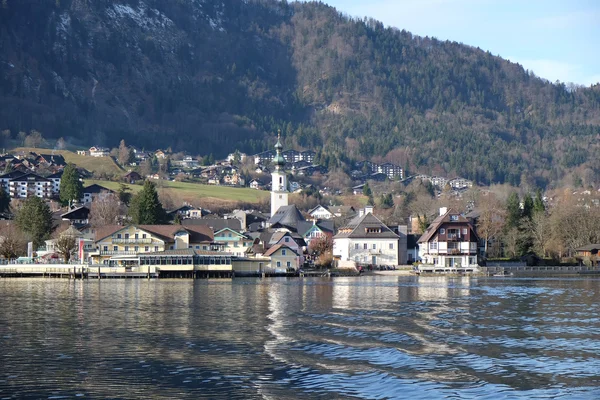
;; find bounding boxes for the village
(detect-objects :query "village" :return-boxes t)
[0,136,597,279]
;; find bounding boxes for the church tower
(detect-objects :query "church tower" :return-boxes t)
[270,132,288,217]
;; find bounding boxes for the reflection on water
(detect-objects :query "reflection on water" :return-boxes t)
[1,277,600,399]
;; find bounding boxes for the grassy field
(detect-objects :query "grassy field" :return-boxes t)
[84,179,269,205]
[13,147,123,176]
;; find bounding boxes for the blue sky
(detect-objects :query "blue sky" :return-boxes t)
[320,0,600,86]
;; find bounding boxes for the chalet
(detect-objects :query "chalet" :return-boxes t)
[355,160,378,174]
[298,220,334,247]
[575,244,600,266]
[308,205,334,220]
[333,207,402,267]
[36,154,66,167]
[168,204,207,220]
[449,177,474,190]
[0,170,25,193]
[61,205,91,227]
[329,205,356,218]
[89,147,109,157]
[123,171,142,184]
[249,179,266,190]
[417,207,479,269]
[81,184,114,203]
[9,173,53,198]
[378,163,403,180]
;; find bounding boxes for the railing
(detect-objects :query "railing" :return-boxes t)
[446,235,461,241]
[112,238,152,244]
[98,251,138,256]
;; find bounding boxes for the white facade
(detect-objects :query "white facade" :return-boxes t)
[270,168,288,217]
[309,205,333,220]
[333,237,399,266]
[418,241,478,268]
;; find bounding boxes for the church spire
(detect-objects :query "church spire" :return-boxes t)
[272,130,286,170]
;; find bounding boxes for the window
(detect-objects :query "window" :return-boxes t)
[389,243,394,249]
[124,246,129,251]
[125,234,129,239]
[135,234,139,239]
[234,242,239,247]
[372,244,377,249]
[113,246,117,251]
[287,261,291,267]
[450,215,458,221]
[169,246,173,250]
[196,246,200,249]
[134,246,138,252]
[142,234,147,239]
[364,243,368,249]
[117,234,122,239]
[429,242,438,250]
[355,243,359,250]
[276,261,281,267]
[103,246,108,251]
[282,249,287,255]
[154,246,159,251]
[285,237,290,243]
[440,228,445,234]
[462,228,468,235]
[145,246,149,252]
[203,246,207,250]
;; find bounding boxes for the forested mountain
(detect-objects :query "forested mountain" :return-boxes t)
[1,0,600,187]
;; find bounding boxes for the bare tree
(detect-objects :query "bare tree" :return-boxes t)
[24,130,45,148]
[522,211,552,257]
[55,234,77,263]
[476,194,506,257]
[0,224,27,259]
[90,192,123,227]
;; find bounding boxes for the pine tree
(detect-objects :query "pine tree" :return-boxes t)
[533,190,545,214]
[505,192,521,229]
[128,180,166,224]
[0,187,10,214]
[15,196,54,249]
[59,163,83,206]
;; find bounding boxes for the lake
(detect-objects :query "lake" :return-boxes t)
[1,276,599,399]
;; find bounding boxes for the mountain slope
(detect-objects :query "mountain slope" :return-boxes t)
[1,0,599,187]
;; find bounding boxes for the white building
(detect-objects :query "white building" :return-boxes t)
[270,134,289,217]
[308,205,334,220]
[9,173,53,198]
[417,207,479,269]
[333,206,402,267]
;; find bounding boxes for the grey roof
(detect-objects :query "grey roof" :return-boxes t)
[268,205,305,229]
[83,184,114,194]
[182,218,241,232]
[329,205,356,215]
[334,213,399,239]
[576,244,600,252]
[297,220,334,236]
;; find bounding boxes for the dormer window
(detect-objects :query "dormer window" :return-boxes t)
[450,215,458,221]
[365,228,381,233]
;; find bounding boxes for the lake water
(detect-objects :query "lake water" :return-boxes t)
[1,276,600,399]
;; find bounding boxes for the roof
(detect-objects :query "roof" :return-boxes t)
[10,172,51,182]
[47,171,64,179]
[263,244,298,257]
[268,205,306,229]
[0,170,26,180]
[308,204,331,215]
[182,218,241,232]
[334,213,399,239]
[417,209,475,243]
[61,205,90,219]
[297,220,334,236]
[83,184,114,194]
[94,224,214,244]
[329,205,356,215]
[576,244,600,252]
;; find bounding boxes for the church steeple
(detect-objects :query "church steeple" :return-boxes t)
[272,130,286,171]
[270,130,289,217]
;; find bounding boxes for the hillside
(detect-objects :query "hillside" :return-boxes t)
[1,0,600,187]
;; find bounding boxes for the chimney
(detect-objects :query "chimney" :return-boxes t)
[359,209,364,217]
[439,207,448,216]
[365,205,374,215]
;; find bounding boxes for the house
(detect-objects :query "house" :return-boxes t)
[263,244,301,272]
[449,177,474,190]
[47,171,63,195]
[575,244,600,266]
[249,179,266,190]
[213,227,253,256]
[61,205,91,227]
[407,234,420,264]
[168,204,207,220]
[417,207,479,269]
[308,205,334,220]
[91,224,215,265]
[36,154,66,167]
[9,173,53,198]
[81,184,115,204]
[378,163,403,180]
[155,150,167,159]
[268,204,306,232]
[76,150,88,156]
[329,206,356,218]
[298,220,334,247]
[333,206,402,267]
[300,150,316,163]
[282,149,301,163]
[253,150,275,165]
[89,147,109,157]
[123,171,142,184]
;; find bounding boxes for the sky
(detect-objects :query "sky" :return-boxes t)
[319,0,600,86]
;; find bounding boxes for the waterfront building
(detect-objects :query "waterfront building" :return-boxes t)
[9,173,53,198]
[417,207,479,268]
[333,206,402,267]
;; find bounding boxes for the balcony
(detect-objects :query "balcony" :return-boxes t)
[446,235,461,242]
[112,238,152,244]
